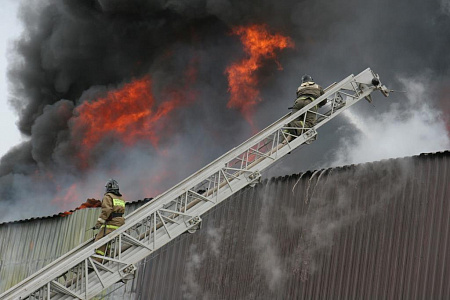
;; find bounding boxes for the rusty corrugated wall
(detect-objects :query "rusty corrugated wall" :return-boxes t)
[113,151,449,300]
[1,152,449,299]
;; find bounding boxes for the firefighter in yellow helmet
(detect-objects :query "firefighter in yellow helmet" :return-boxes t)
[93,179,126,261]
[285,74,326,143]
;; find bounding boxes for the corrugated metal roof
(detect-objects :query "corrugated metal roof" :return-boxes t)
[1,150,449,298]
[0,198,152,226]
[1,150,448,227]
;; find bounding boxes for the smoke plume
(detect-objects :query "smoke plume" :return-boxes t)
[329,75,450,167]
[2,0,450,222]
[0,0,296,221]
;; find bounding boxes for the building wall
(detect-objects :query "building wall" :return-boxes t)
[0,202,144,293]
[118,152,449,300]
[1,152,449,299]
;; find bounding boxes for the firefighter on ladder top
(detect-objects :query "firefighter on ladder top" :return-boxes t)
[285,74,327,143]
[93,179,126,262]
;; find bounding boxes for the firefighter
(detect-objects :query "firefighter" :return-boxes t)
[93,179,126,261]
[285,74,326,143]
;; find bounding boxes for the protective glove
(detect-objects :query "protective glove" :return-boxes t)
[94,217,105,230]
[318,99,327,108]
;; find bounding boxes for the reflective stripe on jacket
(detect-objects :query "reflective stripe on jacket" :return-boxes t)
[101,224,121,230]
[113,198,125,208]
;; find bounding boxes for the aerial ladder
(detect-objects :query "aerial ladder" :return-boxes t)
[1,68,392,299]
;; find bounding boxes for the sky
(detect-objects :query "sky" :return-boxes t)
[0,0,449,222]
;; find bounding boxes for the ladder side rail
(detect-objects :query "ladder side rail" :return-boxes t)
[2,154,270,299]
[88,76,379,296]
[0,114,308,298]
[0,69,370,299]
[78,154,292,298]
[1,68,383,300]
[1,70,367,299]
[48,207,209,299]
[88,69,380,292]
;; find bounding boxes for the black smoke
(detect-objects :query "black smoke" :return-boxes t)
[1,0,449,222]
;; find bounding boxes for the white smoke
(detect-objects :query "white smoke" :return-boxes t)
[285,169,364,280]
[181,245,209,300]
[254,230,284,290]
[206,225,223,257]
[253,183,285,291]
[441,0,450,15]
[329,76,450,167]
[181,225,223,299]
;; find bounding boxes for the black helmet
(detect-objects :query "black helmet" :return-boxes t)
[301,74,313,83]
[105,179,120,194]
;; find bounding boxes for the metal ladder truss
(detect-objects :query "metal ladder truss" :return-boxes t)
[1,67,390,300]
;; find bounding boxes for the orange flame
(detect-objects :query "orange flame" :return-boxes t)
[225,24,294,127]
[72,77,164,159]
[71,69,196,167]
[59,198,102,217]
